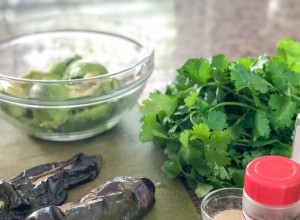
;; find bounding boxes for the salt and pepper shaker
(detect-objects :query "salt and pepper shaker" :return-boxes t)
[292,113,300,163]
[242,156,300,220]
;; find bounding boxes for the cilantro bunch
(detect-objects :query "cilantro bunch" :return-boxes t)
[139,39,300,197]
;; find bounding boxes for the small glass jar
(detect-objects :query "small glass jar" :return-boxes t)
[201,188,243,220]
[292,113,300,163]
[243,156,300,220]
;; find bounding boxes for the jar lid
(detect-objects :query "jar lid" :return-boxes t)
[244,156,300,206]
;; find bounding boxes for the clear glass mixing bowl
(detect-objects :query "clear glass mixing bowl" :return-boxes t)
[0,14,154,141]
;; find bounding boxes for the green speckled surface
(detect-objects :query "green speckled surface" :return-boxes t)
[1,0,300,219]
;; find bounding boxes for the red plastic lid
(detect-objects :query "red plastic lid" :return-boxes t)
[244,156,300,206]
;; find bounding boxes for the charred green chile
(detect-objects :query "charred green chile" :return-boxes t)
[0,154,102,220]
[26,177,156,220]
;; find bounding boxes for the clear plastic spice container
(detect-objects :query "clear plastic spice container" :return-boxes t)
[243,156,300,220]
[292,113,300,163]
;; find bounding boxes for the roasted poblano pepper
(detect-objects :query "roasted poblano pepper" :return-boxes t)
[26,177,156,220]
[0,154,102,220]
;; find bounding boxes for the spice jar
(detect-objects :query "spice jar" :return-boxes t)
[292,113,300,163]
[243,156,300,220]
[201,188,243,220]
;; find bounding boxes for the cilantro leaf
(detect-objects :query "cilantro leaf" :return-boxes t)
[204,130,232,168]
[214,166,230,180]
[205,147,230,168]
[204,110,227,131]
[179,130,190,148]
[140,92,178,117]
[267,62,289,91]
[211,54,228,71]
[267,62,300,90]
[178,58,211,85]
[192,154,211,177]
[140,115,166,142]
[291,62,300,74]
[228,168,244,187]
[179,131,204,166]
[195,183,213,198]
[184,91,199,108]
[277,39,300,64]
[269,94,296,128]
[253,110,270,139]
[162,160,181,179]
[211,54,228,83]
[271,145,292,157]
[165,142,181,161]
[190,124,210,143]
[235,57,255,69]
[231,64,270,94]
[180,146,202,166]
[208,130,232,151]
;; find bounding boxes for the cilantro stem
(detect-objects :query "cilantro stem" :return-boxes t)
[242,132,252,138]
[289,93,300,102]
[277,142,292,148]
[234,143,250,147]
[220,86,255,104]
[237,139,250,143]
[230,113,247,129]
[209,102,257,112]
[189,111,201,125]
[268,83,300,102]
[200,82,255,104]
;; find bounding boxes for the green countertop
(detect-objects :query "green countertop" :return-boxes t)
[2,0,300,219]
[0,106,200,220]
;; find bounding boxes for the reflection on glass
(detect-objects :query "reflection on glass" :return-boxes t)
[0,0,177,96]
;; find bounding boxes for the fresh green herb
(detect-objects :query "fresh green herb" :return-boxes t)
[140,39,300,197]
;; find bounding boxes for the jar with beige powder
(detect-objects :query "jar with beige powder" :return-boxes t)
[201,188,243,220]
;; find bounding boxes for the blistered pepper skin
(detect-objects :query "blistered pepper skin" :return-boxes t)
[25,206,66,220]
[26,177,156,220]
[0,154,102,220]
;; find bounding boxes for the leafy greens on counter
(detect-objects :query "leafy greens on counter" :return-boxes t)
[139,39,300,197]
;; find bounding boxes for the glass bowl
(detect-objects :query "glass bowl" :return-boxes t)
[201,188,243,220]
[0,14,154,141]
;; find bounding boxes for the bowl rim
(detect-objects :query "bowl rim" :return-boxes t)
[0,13,154,83]
[0,68,152,107]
